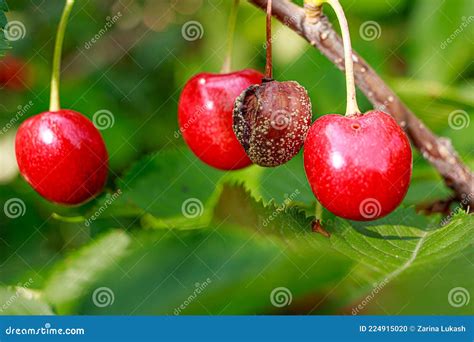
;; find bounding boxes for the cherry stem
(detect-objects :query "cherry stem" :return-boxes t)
[265,0,273,79]
[52,212,85,223]
[221,0,240,73]
[50,0,75,112]
[315,200,323,220]
[324,0,360,115]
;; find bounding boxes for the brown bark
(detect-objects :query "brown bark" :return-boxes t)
[249,0,474,207]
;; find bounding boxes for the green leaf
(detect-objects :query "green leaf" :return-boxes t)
[38,181,474,315]
[0,286,53,315]
[42,230,131,314]
[214,183,321,247]
[362,247,474,315]
[327,209,472,272]
[0,0,9,56]
[74,225,351,315]
[228,153,315,208]
[99,149,226,228]
[44,185,351,315]
[320,209,474,308]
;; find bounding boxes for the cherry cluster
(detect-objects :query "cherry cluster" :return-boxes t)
[178,0,412,221]
[13,0,411,221]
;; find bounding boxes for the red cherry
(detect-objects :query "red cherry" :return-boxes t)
[15,110,109,205]
[304,110,412,221]
[178,69,263,170]
[0,55,31,91]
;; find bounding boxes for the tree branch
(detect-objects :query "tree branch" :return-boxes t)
[248,0,474,208]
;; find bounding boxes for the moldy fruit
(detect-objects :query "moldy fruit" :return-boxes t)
[233,79,312,167]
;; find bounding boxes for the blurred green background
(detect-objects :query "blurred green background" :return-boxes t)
[0,0,472,316]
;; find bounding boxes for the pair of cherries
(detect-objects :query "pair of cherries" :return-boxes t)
[178,68,412,221]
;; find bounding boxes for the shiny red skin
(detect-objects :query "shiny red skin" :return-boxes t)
[15,110,109,205]
[0,55,30,91]
[178,69,263,170]
[304,110,412,221]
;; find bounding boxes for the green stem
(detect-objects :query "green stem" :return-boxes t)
[52,212,85,223]
[324,0,360,115]
[221,0,240,73]
[50,0,75,112]
[315,200,323,220]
